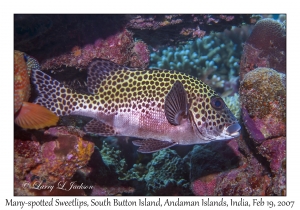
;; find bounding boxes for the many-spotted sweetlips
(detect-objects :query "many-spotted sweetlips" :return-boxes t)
[32,59,240,152]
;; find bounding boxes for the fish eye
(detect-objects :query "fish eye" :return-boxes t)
[210,96,225,110]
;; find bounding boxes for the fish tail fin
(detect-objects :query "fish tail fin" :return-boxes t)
[14,102,59,129]
[31,69,80,116]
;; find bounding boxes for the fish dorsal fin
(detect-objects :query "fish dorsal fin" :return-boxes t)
[164,81,188,125]
[132,139,177,153]
[87,59,130,94]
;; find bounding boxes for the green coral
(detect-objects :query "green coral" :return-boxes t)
[150,32,241,83]
[119,163,147,181]
[100,141,127,176]
[144,149,189,193]
[119,149,190,194]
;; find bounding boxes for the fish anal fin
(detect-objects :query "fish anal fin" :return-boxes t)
[132,139,177,153]
[165,81,188,126]
[14,102,59,129]
[84,119,116,136]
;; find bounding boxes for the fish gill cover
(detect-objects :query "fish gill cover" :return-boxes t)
[14,14,286,196]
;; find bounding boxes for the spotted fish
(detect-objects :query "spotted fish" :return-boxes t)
[32,59,240,153]
[14,50,59,129]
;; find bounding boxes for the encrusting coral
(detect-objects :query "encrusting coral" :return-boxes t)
[240,18,286,80]
[14,126,94,195]
[41,29,150,70]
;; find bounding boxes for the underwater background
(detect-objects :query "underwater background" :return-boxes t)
[14,14,286,196]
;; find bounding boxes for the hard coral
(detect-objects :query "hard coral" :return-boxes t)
[144,149,190,195]
[129,40,150,68]
[191,138,272,196]
[41,29,149,70]
[257,137,286,195]
[240,67,286,142]
[100,140,127,177]
[126,14,252,46]
[240,18,286,80]
[14,127,94,195]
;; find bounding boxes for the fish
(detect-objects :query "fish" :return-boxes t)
[14,50,59,129]
[32,59,240,153]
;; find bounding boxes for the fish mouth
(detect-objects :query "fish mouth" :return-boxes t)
[225,123,241,138]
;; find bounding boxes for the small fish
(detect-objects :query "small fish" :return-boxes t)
[14,50,59,129]
[32,59,240,152]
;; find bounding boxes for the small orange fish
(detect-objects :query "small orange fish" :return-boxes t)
[14,50,59,129]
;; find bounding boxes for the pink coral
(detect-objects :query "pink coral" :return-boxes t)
[190,137,280,196]
[129,40,149,68]
[191,174,216,196]
[240,18,286,80]
[14,126,94,195]
[41,29,149,70]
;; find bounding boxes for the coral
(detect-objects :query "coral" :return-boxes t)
[257,136,286,195]
[14,140,42,182]
[120,163,147,181]
[190,138,273,196]
[41,29,150,70]
[14,126,94,195]
[129,40,150,68]
[126,14,253,46]
[240,67,286,142]
[191,174,217,196]
[149,27,247,93]
[100,140,127,177]
[240,18,286,80]
[144,149,190,195]
[120,149,191,195]
[15,15,129,61]
[223,93,240,120]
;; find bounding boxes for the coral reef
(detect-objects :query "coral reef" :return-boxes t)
[240,67,286,142]
[144,149,190,195]
[150,34,240,77]
[15,15,129,61]
[240,18,286,80]
[190,138,277,196]
[14,126,94,195]
[101,145,191,195]
[41,29,149,70]
[127,14,253,46]
[257,136,286,195]
[149,26,250,94]
[100,140,127,177]
[13,15,287,196]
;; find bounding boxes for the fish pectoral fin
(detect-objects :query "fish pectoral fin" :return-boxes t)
[84,119,117,136]
[132,139,177,153]
[164,81,188,126]
[14,102,59,129]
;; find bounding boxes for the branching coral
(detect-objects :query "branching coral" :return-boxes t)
[149,28,245,93]
[100,140,127,177]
